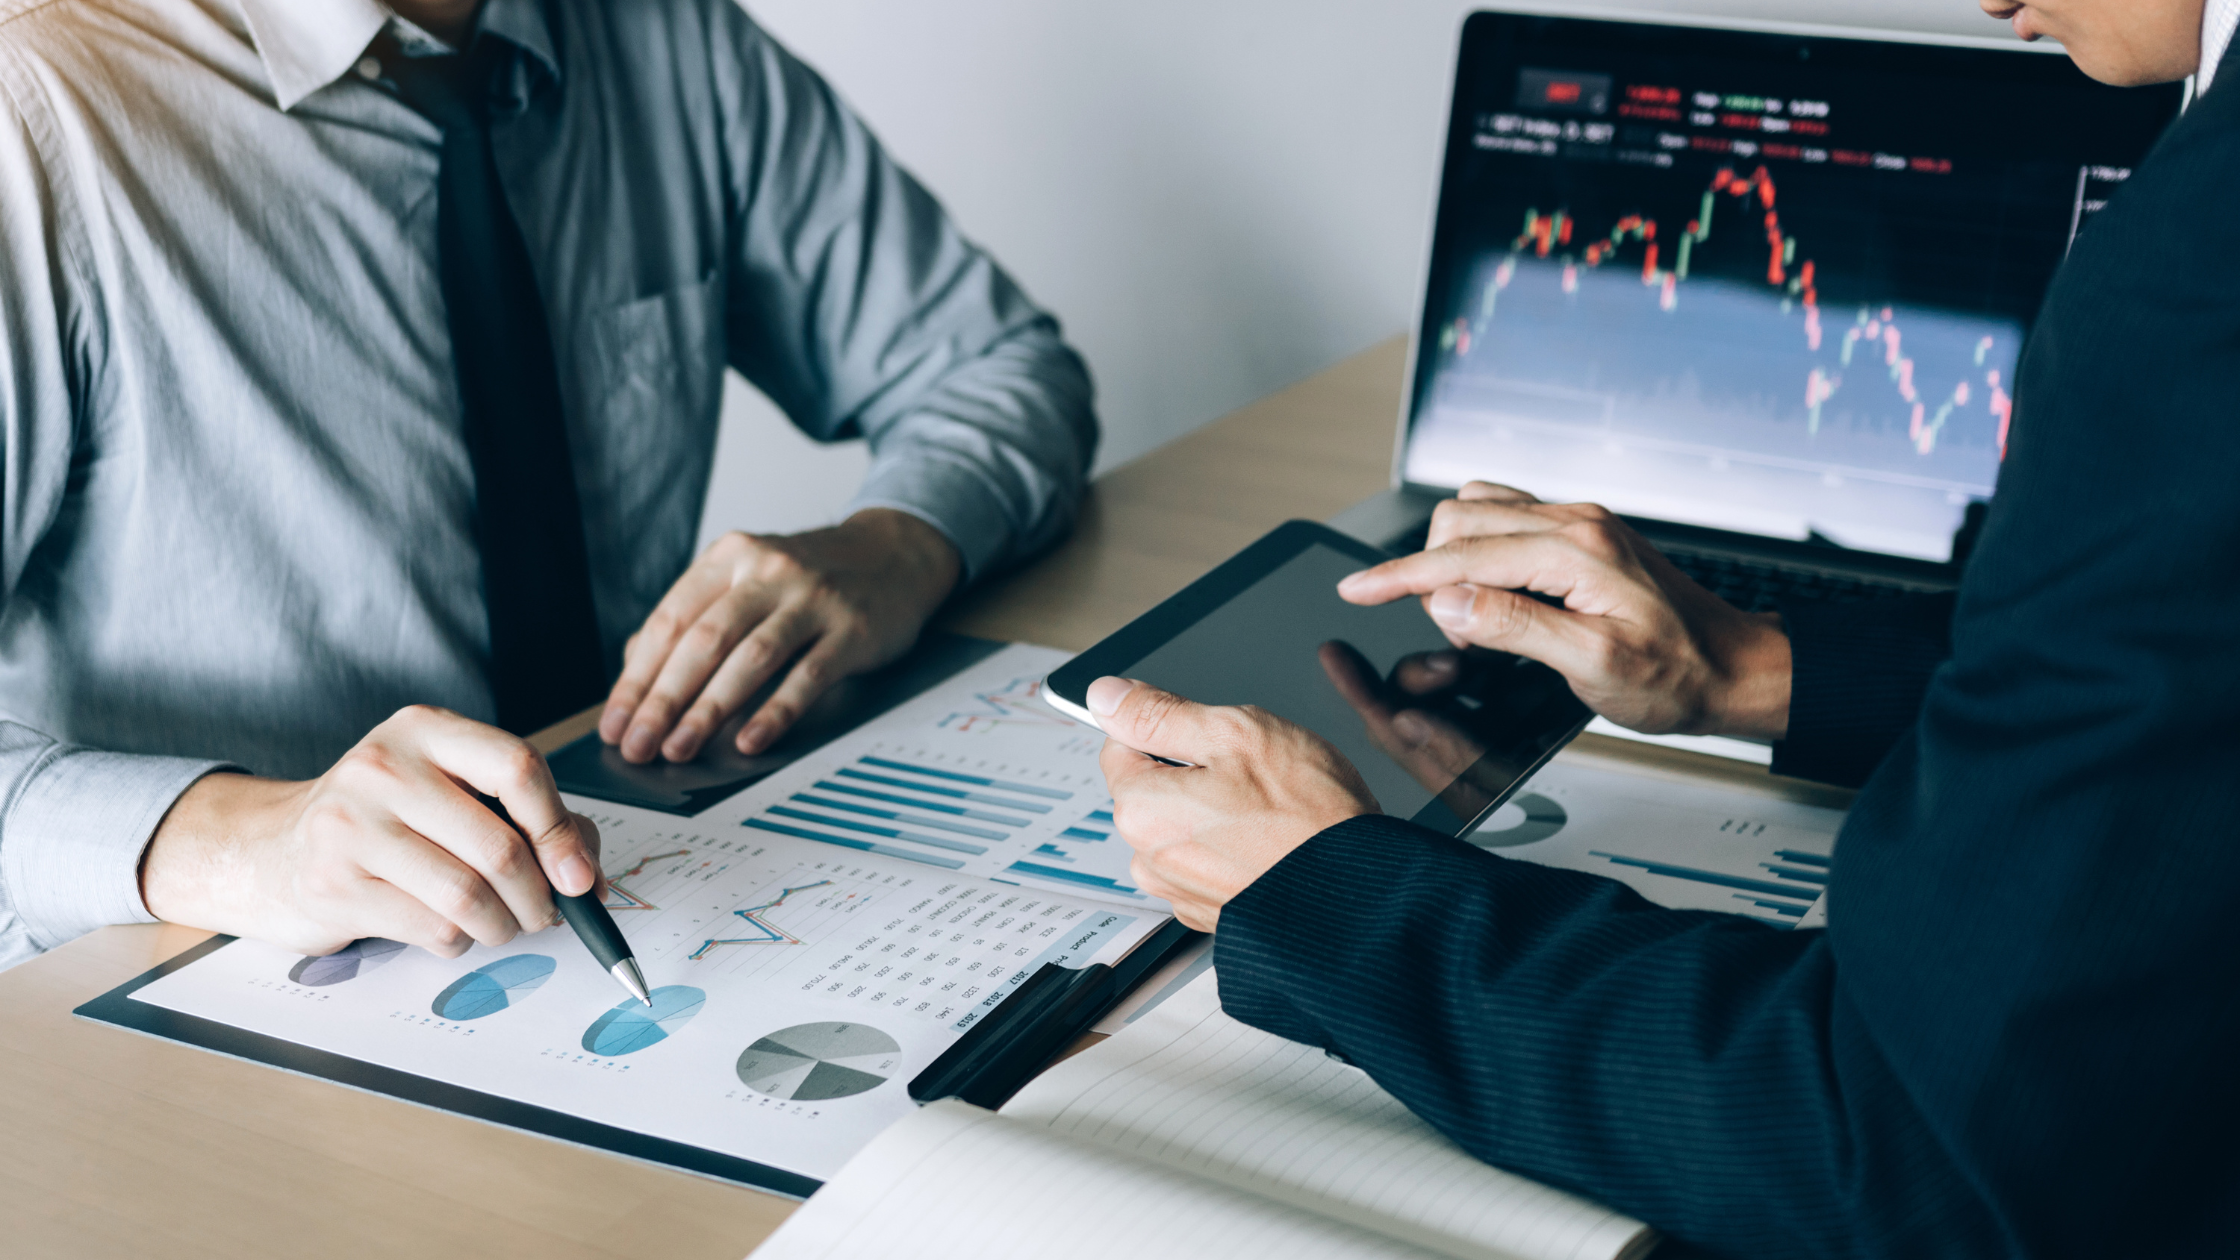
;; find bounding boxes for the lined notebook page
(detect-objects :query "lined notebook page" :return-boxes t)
[1000,972,1653,1260]
[753,1099,1460,1260]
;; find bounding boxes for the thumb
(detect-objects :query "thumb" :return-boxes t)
[1423,583,1589,675]
[1086,677,1216,763]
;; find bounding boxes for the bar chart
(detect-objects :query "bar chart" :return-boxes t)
[726,739,1150,907]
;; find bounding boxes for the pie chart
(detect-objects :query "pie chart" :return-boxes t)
[289,938,407,987]
[1470,792,1568,849]
[430,954,555,1020]
[582,985,706,1056]
[736,1022,902,1101]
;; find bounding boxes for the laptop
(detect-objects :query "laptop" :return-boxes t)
[1330,7,2183,761]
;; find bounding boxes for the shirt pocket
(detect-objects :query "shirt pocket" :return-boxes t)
[581,269,726,438]
[570,270,727,630]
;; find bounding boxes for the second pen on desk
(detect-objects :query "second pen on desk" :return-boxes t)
[487,796,651,1007]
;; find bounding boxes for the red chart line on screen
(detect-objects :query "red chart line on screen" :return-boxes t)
[1439,164,2014,458]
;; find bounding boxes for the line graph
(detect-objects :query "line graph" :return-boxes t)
[937,675,1082,735]
[1440,164,2013,459]
[602,849,692,911]
[689,880,836,959]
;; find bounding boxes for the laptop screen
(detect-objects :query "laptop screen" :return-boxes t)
[1403,13,2182,562]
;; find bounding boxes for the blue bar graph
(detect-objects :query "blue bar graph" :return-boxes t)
[767,805,988,855]
[1087,809,1114,824]
[791,793,1008,842]
[1589,851,1818,905]
[745,818,965,870]
[1773,850,1831,868]
[1031,843,1072,861]
[1749,899,1808,917]
[1760,863,1828,885]
[836,768,1052,814]
[814,781,1030,827]
[1008,860,1143,898]
[859,756,1073,800]
[1060,826,1109,842]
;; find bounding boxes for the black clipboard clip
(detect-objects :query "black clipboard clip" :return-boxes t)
[908,917,1205,1109]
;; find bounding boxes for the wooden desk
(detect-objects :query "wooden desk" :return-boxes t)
[0,336,1848,1260]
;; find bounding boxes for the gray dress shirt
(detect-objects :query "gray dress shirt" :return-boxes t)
[0,0,1097,968]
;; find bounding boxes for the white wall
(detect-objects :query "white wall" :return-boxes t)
[697,0,2022,548]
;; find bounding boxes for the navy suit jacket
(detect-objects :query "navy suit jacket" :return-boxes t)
[1215,68,2240,1260]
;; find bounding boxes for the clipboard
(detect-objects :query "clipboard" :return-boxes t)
[70,631,1198,1194]
[74,919,1202,1196]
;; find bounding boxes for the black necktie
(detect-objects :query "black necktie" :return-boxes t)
[385,41,606,735]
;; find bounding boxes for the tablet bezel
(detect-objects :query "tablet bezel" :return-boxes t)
[1044,519,1589,837]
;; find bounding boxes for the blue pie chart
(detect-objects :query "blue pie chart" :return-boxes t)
[289,938,407,987]
[430,954,556,1020]
[582,985,707,1056]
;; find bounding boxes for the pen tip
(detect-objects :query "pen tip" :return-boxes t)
[612,958,653,1007]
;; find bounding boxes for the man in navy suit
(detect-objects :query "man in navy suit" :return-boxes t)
[1087,2,2240,1256]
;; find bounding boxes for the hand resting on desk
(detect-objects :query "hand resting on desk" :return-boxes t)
[1337,481,1792,740]
[140,707,604,959]
[598,508,962,765]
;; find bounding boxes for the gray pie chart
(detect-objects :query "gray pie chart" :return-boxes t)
[1470,792,1568,848]
[736,1022,903,1101]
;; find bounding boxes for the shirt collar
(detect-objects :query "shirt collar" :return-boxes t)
[235,0,560,113]
[2200,0,2240,95]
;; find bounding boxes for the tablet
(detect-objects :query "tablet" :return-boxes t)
[1045,520,1590,836]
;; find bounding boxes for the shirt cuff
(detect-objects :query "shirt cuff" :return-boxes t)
[1,746,230,950]
[848,450,1017,583]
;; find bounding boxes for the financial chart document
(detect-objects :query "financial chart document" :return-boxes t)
[1471,757,1840,926]
[127,645,1164,1183]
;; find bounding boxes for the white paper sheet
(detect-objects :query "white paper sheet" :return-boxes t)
[1468,756,1841,926]
[129,644,1166,1183]
[1003,973,1653,1260]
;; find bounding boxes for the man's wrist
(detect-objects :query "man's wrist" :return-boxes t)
[840,507,963,605]
[140,772,304,930]
[1705,611,1792,741]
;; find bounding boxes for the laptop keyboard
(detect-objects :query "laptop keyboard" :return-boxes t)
[1663,551,1916,613]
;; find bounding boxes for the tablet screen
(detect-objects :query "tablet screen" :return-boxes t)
[1115,540,1589,835]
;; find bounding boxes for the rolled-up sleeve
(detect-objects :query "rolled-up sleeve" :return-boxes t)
[713,11,1098,580]
[0,93,225,969]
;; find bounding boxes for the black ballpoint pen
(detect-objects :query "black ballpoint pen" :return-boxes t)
[554,891,653,1007]
[484,796,651,1006]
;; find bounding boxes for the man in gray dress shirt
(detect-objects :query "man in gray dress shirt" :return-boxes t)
[0,0,1096,969]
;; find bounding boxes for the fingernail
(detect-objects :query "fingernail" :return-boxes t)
[556,854,595,897]
[1422,652,1459,675]
[622,724,657,761]
[1429,585,1477,628]
[1087,677,1134,717]
[662,726,699,762]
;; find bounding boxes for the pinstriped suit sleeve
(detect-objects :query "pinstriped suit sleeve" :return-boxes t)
[1213,818,2000,1260]
[1771,594,1954,788]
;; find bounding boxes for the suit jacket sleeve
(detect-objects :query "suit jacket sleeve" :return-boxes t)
[1215,71,2240,1260]
[1771,593,1955,787]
